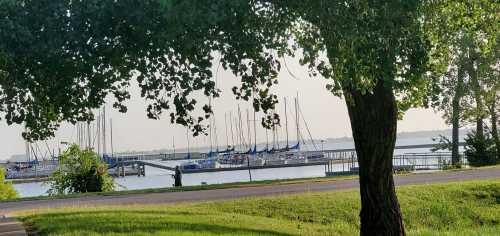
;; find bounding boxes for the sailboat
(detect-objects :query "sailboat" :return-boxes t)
[179,94,325,169]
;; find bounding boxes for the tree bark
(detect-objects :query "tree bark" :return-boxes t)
[490,97,500,159]
[467,52,485,140]
[344,80,405,236]
[451,64,465,165]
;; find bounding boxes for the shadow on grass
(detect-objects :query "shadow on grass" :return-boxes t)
[469,183,500,204]
[26,210,296,236]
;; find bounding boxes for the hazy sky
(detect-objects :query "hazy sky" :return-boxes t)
[0,57,448,160]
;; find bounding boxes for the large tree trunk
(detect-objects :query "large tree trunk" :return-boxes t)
[490,97,500,159]
[344,80,405,236]
[467,52,485,140]
[451,64,465,165]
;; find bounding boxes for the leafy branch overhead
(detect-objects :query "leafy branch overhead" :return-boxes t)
[2,0,494,141]
[0,0,290,140]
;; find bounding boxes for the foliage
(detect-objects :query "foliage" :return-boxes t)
[21,180,500,235]
[431,135,452,152]
[0,0,438,141]
[0,167,18,200]
[464,130,498,167]
[0,0,287,139]
[289,1,429,112]
[425,0,499,116]
[0,1,492,233]
[48,144,114,195]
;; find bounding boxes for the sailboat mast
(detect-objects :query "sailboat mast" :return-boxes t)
[295,93,300,150]
[172,136,176,159]
[80,123,84,149]
[237,105,244,150]
[97,113,101,155]
[87,121,91,149]
[102,106,106,155]
[110,118,114,157]
[209,118,213,153]
[272,120,276,150]
[213,115,219,151]
[186,128,191,158]
[265,128,269,150]
[76,124,79,148]
[253,105,257,153]
[233,115,239,151]
[275,109,280,149]
[295,97,300,145]
[246,109,251,151]
[229,111,235,149]
[77,123,81,148]
[224,112,229,149]
[284,97,289,148]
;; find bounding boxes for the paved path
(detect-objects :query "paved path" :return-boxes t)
[0,217,26,236]
[1,167,499,216]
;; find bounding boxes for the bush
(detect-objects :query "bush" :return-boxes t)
[464,130,498,167]
[48,144,114,195]
[0,167,18,200]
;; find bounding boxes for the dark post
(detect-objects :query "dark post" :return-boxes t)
[173,166,182,187]
[247,155,252,182]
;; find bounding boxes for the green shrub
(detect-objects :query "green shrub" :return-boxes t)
[464,130,498,167]
[0,167,18,200]
[48,144,114,195]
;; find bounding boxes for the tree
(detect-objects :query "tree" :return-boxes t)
[48,144,114,195]
[464,129,498,166]
[278,2,429,234]
[484,85,500,160]
[486,92,500,159]
[427,44,468,165]
[480,39,500,159]
[1,0,494,235]
[459,1,499,150]
[0,167,18,200]
[425,0,499,166]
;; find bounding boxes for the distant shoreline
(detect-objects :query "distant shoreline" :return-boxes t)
[1,128,470,162]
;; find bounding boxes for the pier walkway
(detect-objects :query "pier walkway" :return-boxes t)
[1,166,498,215]
[116,159,333,174]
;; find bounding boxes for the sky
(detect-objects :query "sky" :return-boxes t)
[0,57,449,160]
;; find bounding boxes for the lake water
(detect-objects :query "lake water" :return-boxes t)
[12,136,462,198]
[14,163,340,197]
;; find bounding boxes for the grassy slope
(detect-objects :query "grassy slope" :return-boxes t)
[18,179,500,236]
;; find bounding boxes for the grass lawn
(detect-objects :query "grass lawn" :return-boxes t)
[16,179,500,236]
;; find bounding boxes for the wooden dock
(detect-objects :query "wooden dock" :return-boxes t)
[180,161,329,173]
[115,160,329,174]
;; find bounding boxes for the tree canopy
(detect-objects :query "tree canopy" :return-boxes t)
[3,1,484,234]
[0,0,434,141]
[426,0,499,121]
[0,0,302,140]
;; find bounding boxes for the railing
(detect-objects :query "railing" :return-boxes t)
[394,152,467,170]
[324,151,465,176]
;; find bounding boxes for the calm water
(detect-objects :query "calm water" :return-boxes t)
[13,137,460,198]
[14,163,336,197]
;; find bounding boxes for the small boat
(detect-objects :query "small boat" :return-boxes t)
[197,159,220,169]
[180,161,200,170]
[180,159,221,170]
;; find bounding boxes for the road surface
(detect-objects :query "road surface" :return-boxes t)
[1,167,499,215]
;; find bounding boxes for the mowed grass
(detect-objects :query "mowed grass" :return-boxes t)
[18,180,500,236]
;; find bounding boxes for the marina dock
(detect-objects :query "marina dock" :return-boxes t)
[4,144,462,181]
